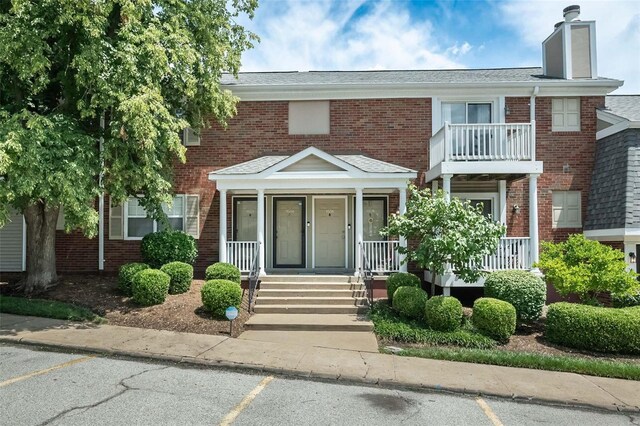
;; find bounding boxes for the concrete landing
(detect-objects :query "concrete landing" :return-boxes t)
[243,314,374,332]
[238,330,379,352]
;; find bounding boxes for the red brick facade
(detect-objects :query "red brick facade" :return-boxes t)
[51,95,604,274]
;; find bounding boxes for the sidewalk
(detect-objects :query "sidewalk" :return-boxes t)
[1,313,638,413]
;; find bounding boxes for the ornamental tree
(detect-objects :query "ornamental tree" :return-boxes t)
[382,185,506,284]
[0,0,257,293]
[536,234,639,304]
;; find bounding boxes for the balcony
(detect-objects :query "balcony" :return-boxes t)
[426,122,542,181]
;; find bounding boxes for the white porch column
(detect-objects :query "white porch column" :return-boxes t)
[398,187,408,273]
[218,189,227,263]
[529,174,541,274]
[442,174,452,202]
[431,180,438,194]
[355,188,364,275]
[257,189,265,275]
[499,180,507,225]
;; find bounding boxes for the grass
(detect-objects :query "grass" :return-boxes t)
[0,295,104,322]
[391,346,640,381]
[369,301,496,349]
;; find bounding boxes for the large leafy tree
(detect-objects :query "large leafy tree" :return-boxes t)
[383,184,506,284]
[0,0,257,293]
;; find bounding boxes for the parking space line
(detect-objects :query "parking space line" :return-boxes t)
[219,376,274,426]
[476,397,504,426]
[0,355,95,388]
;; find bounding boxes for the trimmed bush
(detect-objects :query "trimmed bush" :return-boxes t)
[205,262,241,284]
[131,269,170,306]
[118,262,150,296]
[392,286,429,320]
[201,279,243,318]
[612,291,640,308]
[546,302,640,354]
[141,230,197,268]
[472,298,516,342]
[424,296,463,332]
[160,261,193,294]
[484,270,546,322]
[386,272,421,303]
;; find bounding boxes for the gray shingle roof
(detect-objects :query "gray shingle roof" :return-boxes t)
[221,67,618,86]
[602,95,640,122]
[335,155,414,173]
[213,155,288,175]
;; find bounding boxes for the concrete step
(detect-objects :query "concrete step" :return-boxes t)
[258,289,366,298]
[260,282,365,290]
[253,305,369,314]
[244,314,374,332]
[259,275,354,283]
[256,296,368,306]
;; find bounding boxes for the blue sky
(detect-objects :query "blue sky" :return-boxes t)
[238,0,640,93]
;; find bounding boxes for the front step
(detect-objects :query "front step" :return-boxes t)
[258,289,365,298]
[255,296,368,306]
[260,282,364,290]
[244,314,374,332]
[259,275,354,283]
[253,304,368,314]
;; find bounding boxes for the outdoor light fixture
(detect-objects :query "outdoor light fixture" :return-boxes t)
[630,252,637,264]
[348,224,352,230]
[512,204,520,214]
[504,105,511,116]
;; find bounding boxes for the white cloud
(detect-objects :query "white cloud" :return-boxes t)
[499,1,640,94]
[239,0,465,71]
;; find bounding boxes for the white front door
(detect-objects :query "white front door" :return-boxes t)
[274,198,305,267]
[314,197,346,268]
[234,198,257,241]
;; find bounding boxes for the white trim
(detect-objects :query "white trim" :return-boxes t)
[589,21,598,79]
[231,195,258,242]
[453,192,500,221]
[123,195,187,240]
[272,195,308,269]
[596,119,640,140]
[98,194,104,270]
[215,176,415,191]
[563,23,572,80]
[259,147,362,178]
[597,109,627,125]
[431,96,440,137]
[584,228,640,241]
[498,96,506,123]
[311,196,348,269]
[424,160,544,183]
[22,215,27,272]
[499,180,507,226]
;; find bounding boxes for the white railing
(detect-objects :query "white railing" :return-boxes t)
[227,241,259,272]
[429,121,535,167]
[482,237,531,271]
[361,240,400,273]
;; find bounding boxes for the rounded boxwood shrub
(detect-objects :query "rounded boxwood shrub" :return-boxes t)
[386,272,421,303]
[424,296,463,332]
[141,230,197,268]
[546,302,640,354]
[201,279,243,318]
[205,262,241,284]
[160,261,193,295]
[131,269,170,306]
[392,286,429,320]
[118,262,150,296]
[472,297,517,342]
[484,270,546,322]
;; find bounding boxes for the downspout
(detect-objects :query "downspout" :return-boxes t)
[98,113,105,271]
[530,85,539,161]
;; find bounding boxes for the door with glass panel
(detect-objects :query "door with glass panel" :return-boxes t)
[274,198,305,268]
[442,102,492,157]
[233,198,258,270]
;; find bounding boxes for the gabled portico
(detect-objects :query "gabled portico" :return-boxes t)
[208,147,417,276]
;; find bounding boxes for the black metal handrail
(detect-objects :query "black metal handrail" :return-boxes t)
[247,242,261,313]
[359,242,374,306]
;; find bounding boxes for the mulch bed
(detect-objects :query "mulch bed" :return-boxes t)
[1,275,250,337]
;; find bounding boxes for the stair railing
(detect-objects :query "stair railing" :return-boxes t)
[359,242,374,306]
[247,242,261,313]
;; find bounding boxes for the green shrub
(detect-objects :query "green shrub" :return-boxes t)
[201,279,242,317]
[484,270,546,322]
[386,272,421,303]
[118,262,150,296]
[141,230,198,268]
[160,261,193,294]
[205,262,241,284]
[392,286,429,320]
[546,302,640,354]
[612,291,640,308]
[424,296,463,332]
[472,298,517,342]
[131,269,170,306]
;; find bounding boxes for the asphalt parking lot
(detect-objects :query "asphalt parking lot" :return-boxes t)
[1,344,637,425]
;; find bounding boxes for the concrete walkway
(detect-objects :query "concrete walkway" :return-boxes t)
[1,314,638,413]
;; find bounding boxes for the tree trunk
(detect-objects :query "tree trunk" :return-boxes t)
[20,202,60,294]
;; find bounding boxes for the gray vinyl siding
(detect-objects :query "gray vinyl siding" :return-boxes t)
[0,213,24,272]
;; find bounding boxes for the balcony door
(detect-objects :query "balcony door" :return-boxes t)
[442,102,492,157]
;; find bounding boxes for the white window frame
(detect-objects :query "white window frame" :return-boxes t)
[181,127,200,146]
[552,97,580,132]
[452,192,500,221]
[124,195,186,240]
[552,191,582,229]
[441,101,494,125]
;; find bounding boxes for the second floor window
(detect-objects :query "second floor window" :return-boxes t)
[442,102,492,125]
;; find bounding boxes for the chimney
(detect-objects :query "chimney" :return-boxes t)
[542,5,597,79]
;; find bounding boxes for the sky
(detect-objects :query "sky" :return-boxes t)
[237,0,640,94]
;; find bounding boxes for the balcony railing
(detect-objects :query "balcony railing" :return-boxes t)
[430,121,535,168]
[482,237,531,271]
[227,241,259,272]
[361,240,400,273]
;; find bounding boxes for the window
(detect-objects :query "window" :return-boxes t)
[288,101,330,135]
[124,195,196,239]
[362,198,387,241]
[454,193,499,221]
[441,102,492,125]
[552,98,580,131]
[180,127,200,146]
[552,191,582,228]
[126,198,155,238]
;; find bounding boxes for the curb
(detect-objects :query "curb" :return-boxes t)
[2,337,638,414]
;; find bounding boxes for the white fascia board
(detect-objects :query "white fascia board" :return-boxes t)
[597,109,626,125]
[596,120,631,139]
[258,146,362,178]
[438,161,543,176]
[584,228,640,241]
[424,163,443,183]
[224,80,622,101]
[215,176,414,191]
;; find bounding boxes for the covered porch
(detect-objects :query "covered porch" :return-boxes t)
[208,147,417,277]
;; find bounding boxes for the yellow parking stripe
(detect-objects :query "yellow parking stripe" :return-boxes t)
[476,397,504,426]
[219,376,274,426]
[0,356,95,388]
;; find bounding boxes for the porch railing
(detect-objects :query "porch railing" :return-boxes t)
[361,240,401,273]
[227,241,259,272]
[248,242,261,312]
[482,237,531,271]
[359,242,374,306]
[430,122,535,168]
